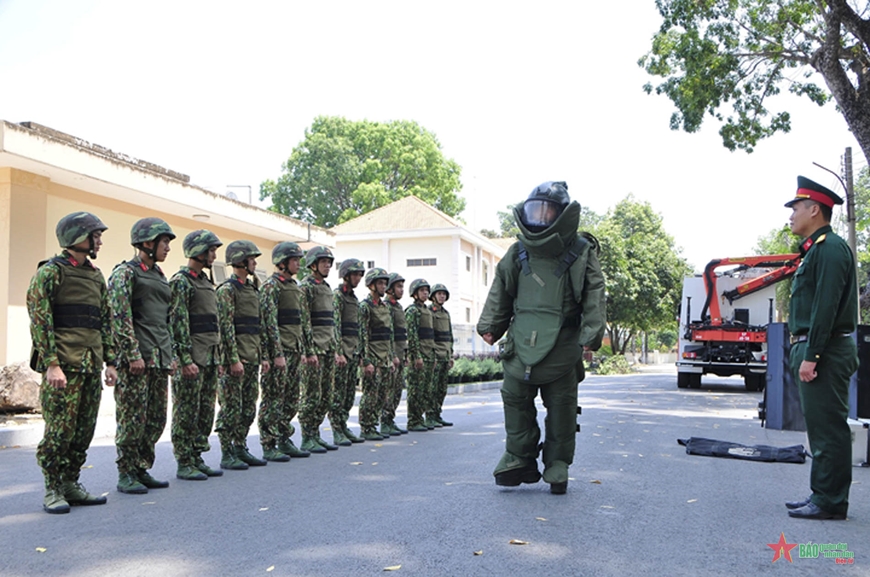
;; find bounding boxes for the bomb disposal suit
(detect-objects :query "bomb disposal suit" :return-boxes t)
[477,181,605,493]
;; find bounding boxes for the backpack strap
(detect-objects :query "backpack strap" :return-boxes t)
[554,236,588,278]
[516,241,532,276]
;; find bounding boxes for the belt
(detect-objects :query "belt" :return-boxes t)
[791,332,852,344]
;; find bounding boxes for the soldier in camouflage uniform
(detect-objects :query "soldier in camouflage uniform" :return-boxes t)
[329,258,366,447]
[169,230,224,481]
[429,284,454,428]
[298,246,342,454]
[27,212,118,514]
[258,241,311,461]
[381,273,408,435]
[109,217,177,494]
[215,240,269,470]
[358,268,399,440]
[404,279,436,432]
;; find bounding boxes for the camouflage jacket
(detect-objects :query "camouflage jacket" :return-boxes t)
[359,293,394,367]
[169,265,221,367]
[26,250,116,373]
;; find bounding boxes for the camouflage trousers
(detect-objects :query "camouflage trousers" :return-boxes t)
[171,364,219,466]
[430,358,450,418]
[329,356,360,431]
[405,360,433,427]
[381,358,406,426]
[115,366,169,475]
[298,353,335,437]
[359,365,390,432]
[36,369,102,488]
[216,363,260,447]
[258,353,302,447]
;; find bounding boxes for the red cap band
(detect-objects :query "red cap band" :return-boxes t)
[794,188,835,208]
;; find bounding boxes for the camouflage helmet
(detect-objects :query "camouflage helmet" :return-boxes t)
[339,258,365,279]
[56,212,107,248]
[305,246,334,269]
[409,278,430,298]
[183,229,222,258]
[225,240,262,266]
[130,217,176,245]
[387,272,405,292]
[365,267,390,287]
[272,241,303,265]
[430,283,450,301]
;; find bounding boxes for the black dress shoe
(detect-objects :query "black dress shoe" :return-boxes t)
[787,502,846,520]
[785,495,812,510]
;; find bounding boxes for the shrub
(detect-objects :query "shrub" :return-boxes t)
[595,355,634,375]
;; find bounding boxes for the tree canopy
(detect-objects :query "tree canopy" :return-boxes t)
[640,1,870,165]
[593,196,691,355]
[260,116,465,228]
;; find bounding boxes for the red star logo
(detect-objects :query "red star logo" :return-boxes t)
[767,532,798,563]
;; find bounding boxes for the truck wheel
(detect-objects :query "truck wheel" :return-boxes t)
[688,374,702,389]
[677,373,690,389]
[744,373,765,392]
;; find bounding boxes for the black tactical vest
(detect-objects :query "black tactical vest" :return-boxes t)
[337,287,360,357]
[177,269,219,367]
[45,258,105,370]
[274,275,303,354]
[126,260,173,368]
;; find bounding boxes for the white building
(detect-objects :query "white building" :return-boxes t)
[331,195,509,355]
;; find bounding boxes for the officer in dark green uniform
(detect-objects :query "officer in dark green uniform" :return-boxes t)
[477,181,606,494]
[28,212,118,513]
[784,176,858,520]
[382,273,408,435]
[330,258,366,446]
[109,217,177,494]
[358,268,399,440]
[216,240,269,470]
[259,241,311,461]
[169,229,224,481]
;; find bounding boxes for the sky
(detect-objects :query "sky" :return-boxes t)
[0,0,863,270]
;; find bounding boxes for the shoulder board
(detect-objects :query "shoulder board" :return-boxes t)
[816,234,827,244]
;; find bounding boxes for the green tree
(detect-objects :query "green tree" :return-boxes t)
[260,116,465,228]
[640,1,870,166]
[595,196,691,355]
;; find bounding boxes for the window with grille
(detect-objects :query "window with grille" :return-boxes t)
[407,258,437,267]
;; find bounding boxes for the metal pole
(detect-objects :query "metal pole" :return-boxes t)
[844,147,858,259]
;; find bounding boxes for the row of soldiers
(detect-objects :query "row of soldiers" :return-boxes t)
[27,212,455,514]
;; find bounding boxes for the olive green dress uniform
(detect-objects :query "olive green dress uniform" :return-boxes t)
[259,271,307,451]
[430,301,453,424]
[383,295,408,430]
[299,276,338,443]
[789,224,858,516]
[358,294,395,436]
[330,284,361,439]
[28,252,116,492]
[169,266,222,470]
[109,257,175,477]
[405,301,436,430]
[215,274,265,453]
[477,199,606,487]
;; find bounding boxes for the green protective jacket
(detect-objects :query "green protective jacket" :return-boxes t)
[335,285,360,358]
[170,267,220,368]
[431,304,453,359]
[476,201,606,383]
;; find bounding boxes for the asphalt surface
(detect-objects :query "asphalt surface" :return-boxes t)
[0,373,868,576]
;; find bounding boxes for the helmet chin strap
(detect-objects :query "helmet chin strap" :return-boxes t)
[87,234,98,260]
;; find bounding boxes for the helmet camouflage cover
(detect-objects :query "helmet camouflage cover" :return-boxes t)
[387,272,405,292]
[305,246,334,269]
[272,241,303,265]
[430,283,450,301]
[56,211,108,248]
[225,240,262,265]
[339,258,365,278]
[365,267,390,287]
[130,217,176,245]
[409,278,430,297]
[183,229,222,258]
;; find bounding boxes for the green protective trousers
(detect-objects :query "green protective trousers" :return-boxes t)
[791,338,858,516]
[500,368,578,482]
[171,364,219,466]
[115,367,169,474]
[36,370,102,488]
[215,363,260,447]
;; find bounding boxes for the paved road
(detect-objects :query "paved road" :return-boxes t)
[1,374,867,576]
